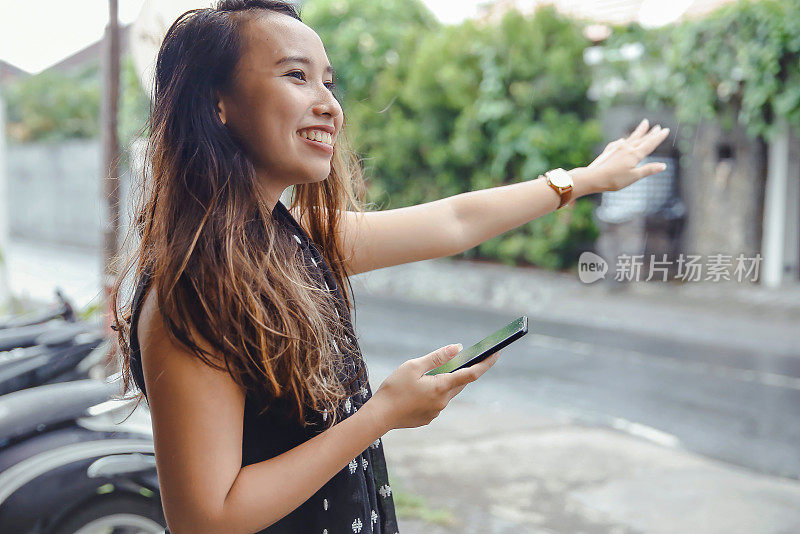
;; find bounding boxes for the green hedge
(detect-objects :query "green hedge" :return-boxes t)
[307,1,602,269]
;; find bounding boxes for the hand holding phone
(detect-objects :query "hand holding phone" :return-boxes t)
[366,316,528,432]
[368,343,499,431]
[425,316,528,375]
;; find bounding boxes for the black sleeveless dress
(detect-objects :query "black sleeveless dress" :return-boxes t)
[128,199,400,534]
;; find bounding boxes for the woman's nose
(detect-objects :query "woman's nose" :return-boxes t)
[313,89,341,118]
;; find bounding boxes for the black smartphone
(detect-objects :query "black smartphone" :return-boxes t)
[425,316,528,376]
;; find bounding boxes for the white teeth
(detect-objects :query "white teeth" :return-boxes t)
[298,129,333,146]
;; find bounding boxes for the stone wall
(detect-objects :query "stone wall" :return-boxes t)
[679,120,767,259]
[599,103,777,268]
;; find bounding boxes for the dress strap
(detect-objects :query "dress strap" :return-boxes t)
[129,267,153,397]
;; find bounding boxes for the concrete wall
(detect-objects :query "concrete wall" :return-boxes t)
[680,120,767,260]
[598,103,778,269]
[6,138,132,250]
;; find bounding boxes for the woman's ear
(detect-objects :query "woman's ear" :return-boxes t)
[215,90,227,125]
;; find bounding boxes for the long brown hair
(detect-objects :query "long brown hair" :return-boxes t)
[111,0,373,429]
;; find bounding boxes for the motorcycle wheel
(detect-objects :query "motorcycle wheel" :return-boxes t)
[49,494,166,534]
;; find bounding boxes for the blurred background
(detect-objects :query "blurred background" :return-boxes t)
[0,0,798,533]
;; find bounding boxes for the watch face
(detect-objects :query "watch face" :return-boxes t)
[548,170,572,188]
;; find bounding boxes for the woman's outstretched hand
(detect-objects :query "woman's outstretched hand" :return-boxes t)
[368,344,502,432]
[584,118,671,193]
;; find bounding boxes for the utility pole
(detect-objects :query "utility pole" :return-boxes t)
[762,117,800,287]
[0,67,9,310]
[101,0,121,336]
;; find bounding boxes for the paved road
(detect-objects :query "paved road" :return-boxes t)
[350,292,800,533]
[353,293,800,481]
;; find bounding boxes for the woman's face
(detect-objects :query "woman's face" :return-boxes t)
[216,11,343,208]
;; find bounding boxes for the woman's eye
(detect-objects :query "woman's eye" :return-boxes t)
[287,71,337,93]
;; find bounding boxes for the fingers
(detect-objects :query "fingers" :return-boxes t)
[633,161,668,179]
[446,366,476,389]
[416,344,461,375]
[626,118,649,142]
[447,350,502,389]
[634,125,669,156]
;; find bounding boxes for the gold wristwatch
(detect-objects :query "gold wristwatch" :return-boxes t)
[543,168,574,209]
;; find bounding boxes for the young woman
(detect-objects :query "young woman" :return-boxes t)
[112,1,669,532]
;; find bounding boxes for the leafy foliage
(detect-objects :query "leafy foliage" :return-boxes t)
[4,54,149,146]
[300,0,439,110]
[596,0,800,141]
[4,64,100,142]
[324,4,602,268]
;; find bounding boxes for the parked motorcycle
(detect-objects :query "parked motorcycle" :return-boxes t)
[0,292,164,533]
[0,376,165,533]
[0,324,107,395]
[0,289,77,330]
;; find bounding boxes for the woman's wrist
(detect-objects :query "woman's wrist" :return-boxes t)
[567,167,605,198]
[360,396,393,437]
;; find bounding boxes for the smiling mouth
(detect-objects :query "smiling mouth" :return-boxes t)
[296,129,334,145]
[296,131,334,154]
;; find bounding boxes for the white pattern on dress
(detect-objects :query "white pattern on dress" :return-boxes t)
[344,397,352,414]
[284,211,394,532]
